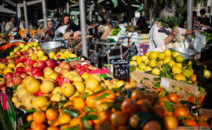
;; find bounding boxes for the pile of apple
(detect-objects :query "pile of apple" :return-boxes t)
[72,63,98,75]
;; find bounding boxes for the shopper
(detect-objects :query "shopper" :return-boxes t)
[198,8,211,29]
[0,21,6,33]
[149,7,195,51]
[5,17,17,33]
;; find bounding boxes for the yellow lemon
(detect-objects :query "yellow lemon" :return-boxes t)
[163,57,171,64]
[175,63,182,69]
[81,73,90,80]
[73,81,85,93]
[7,63,16,69]
[49,51,56,59]
[130,61,137,66]
[141,55,148,62]
[149,51,158,60]
[172,65,182,74]
[164,49,171,57]
[37,50,45,57]
[61,83,76,97]
[174,74,186,81]
[172,51,181,58]
[149,60,157,68]
[85,77,99,91]
[152,68,160,76]
[138,63,146,70]
[131,55,138,61]
[145,52,150,56]
[158,52,165,60]
[0,63,7,70]
[3,67,13,75]
[204,69,211,79]
[40,55,48,61]
[136,56,142,65]
[145,66,152,72]
[168,60,175,67]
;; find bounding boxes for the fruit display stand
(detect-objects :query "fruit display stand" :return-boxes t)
[131,71,206,101]
[0,41,212,129]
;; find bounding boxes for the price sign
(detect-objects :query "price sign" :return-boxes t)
[110,21,119,28]
[124,42,138,61]
[113,60,129,80]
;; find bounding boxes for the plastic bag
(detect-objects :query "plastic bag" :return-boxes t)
[194,33,206,52]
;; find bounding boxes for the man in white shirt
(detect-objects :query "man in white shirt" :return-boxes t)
[149,7,194,51]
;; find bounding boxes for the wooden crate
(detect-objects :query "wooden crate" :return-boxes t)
[131,71,206,100]
[130,71,158,88]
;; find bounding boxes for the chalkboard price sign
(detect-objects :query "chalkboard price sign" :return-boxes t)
[124,42,138,61]
[113,60,129,80]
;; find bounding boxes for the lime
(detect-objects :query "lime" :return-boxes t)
[182,69,192,78]
[175,55,184,63]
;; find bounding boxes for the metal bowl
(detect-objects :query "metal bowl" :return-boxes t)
[169,48,198,60]
[40,41,61,55]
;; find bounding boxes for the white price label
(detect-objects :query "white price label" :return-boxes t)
[161,79,170,88]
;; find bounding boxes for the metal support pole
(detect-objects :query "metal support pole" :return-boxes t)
[23,0,29,34]
[66,2,69,14]
[187,0,193,30]
[127,0,132,25]
[42,0,47,28]
[210,0,212,24]
[17,4,21,19]
[94,0,98,23]
[79,0,88,57]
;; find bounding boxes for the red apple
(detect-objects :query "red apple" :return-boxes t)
[31,67,42,74]
[43,67,53,73]
[59,62,65,68]
[20,73,28,79]
[16,67,24,72]
[6,81,14,87]
[54,66,62,73]
[76,64,81,68]
[46,60,56,68]
[29,60,36,66]
[63,63,71,70]
[60,69,70,75]
[6,78,12,83]
[14,71,22,76]
[83,64,89,68]
[0,78,6,87]
[32,71,43,78]
[36,61,46,69]
[27,48,34,54]
[24,65,32,73]
[5,73,13,80]
[16,51,21,56]
[12,76,22,86]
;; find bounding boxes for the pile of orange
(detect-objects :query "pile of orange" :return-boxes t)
[25,89,210,130]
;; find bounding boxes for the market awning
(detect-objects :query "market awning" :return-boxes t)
[0,5,16,14]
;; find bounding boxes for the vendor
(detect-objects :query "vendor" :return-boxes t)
[5,17,17,33]
[149,7,195,51]
[54,14,73,41]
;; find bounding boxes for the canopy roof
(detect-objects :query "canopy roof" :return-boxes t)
[0,5,16,14]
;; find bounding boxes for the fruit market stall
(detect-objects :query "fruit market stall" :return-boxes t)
[0,40,212,130]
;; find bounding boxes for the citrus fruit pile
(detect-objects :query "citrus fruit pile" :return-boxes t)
[24,89,210,130]
[130,49,211,85]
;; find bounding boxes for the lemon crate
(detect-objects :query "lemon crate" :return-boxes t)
[130,71,206,101]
